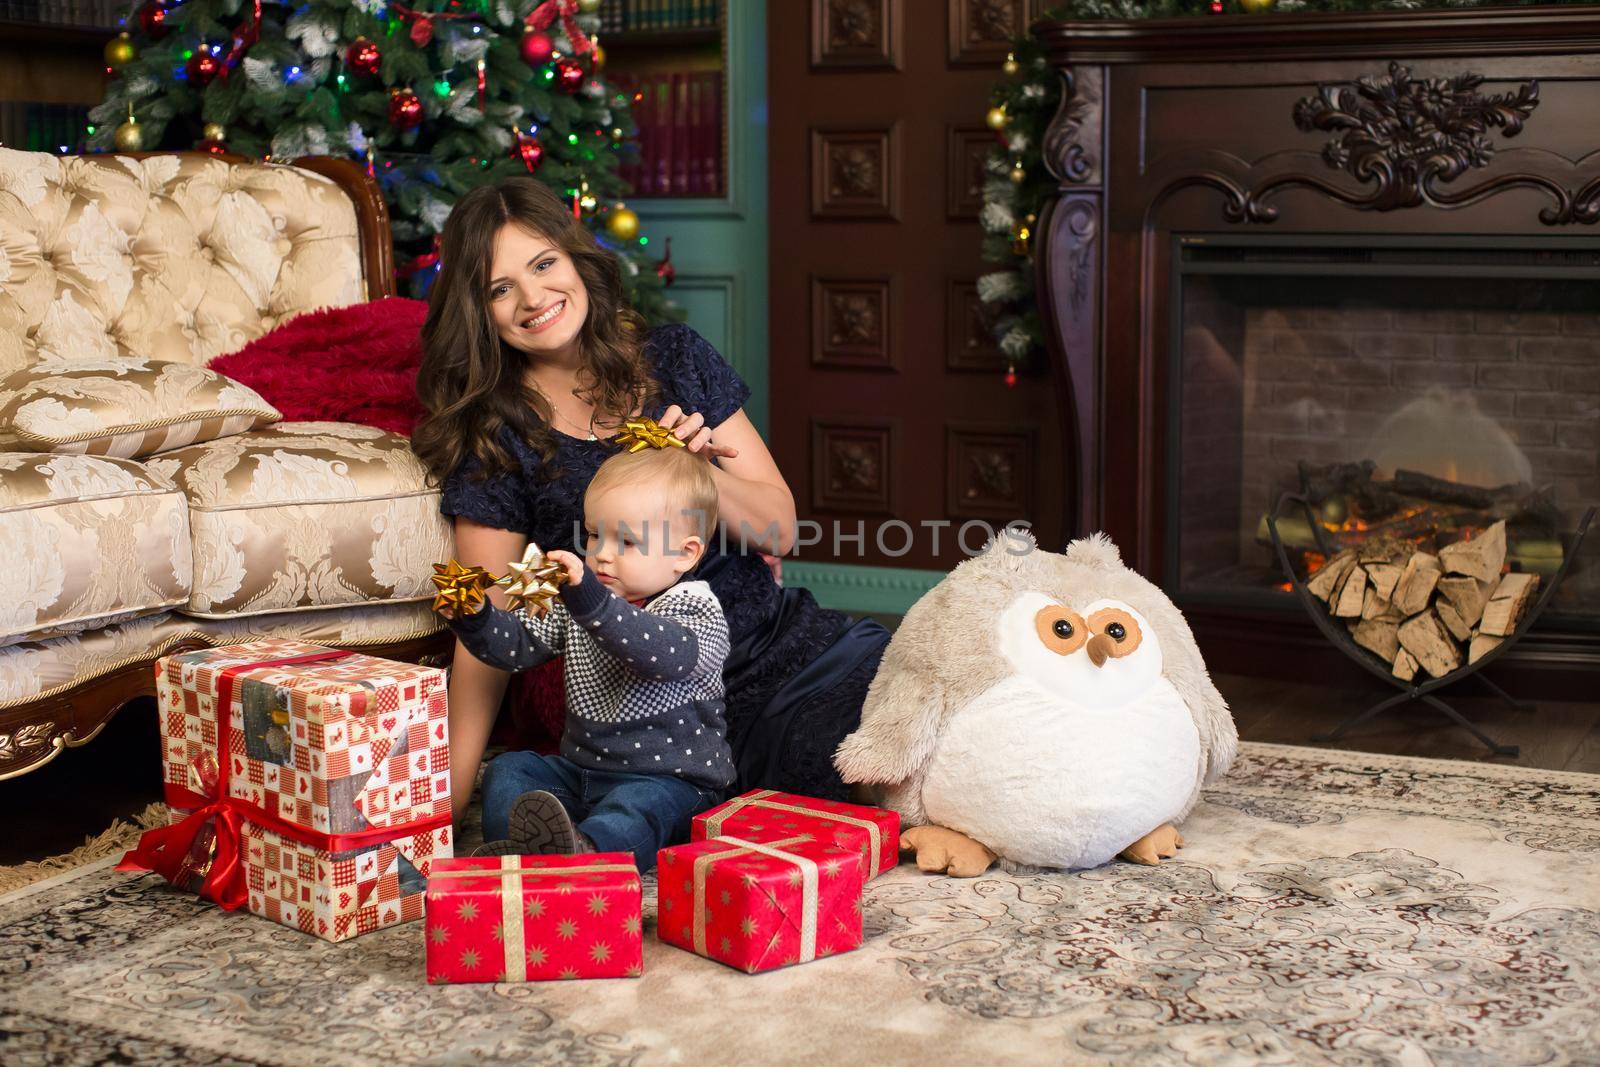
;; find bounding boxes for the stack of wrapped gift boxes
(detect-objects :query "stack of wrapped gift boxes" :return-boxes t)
[122,639,901,980]
[119,639,454,941]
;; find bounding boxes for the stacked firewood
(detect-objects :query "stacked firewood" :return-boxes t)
[1305,520,1541,680]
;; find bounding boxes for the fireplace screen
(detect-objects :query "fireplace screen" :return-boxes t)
[1170,238,1599,626]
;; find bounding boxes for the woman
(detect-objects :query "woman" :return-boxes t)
[412,177,889,824]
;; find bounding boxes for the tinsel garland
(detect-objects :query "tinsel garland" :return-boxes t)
[976,0,1593,369]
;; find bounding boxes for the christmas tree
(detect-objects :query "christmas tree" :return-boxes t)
[90,0,678,314]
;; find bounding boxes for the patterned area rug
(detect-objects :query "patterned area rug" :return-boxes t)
[3,742,1598,1066]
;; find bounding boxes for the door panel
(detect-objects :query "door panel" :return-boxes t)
[769,0,1067,573]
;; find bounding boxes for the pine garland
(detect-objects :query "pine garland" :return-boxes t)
[977,0,1592,367]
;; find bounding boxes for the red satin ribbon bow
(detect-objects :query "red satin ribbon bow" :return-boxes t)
[526,0,593,55]
[118,649,450,912]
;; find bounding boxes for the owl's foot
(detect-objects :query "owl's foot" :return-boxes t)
[1120,824,1185,866]
[901,825,997,878]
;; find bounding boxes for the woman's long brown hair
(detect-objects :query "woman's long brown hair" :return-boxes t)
[412,177,655,488]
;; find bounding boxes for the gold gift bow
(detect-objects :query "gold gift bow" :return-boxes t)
[429,857,638,981]
[692,834,818,965]
[702,789,884,875]
[613,415,689,453]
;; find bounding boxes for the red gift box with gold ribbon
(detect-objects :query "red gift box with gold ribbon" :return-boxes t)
[424,853,643,983]
[118,639,453,943]
[691,789,900,880]
[656,834,866,973]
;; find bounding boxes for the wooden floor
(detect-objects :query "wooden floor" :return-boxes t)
[4,675,1597,868]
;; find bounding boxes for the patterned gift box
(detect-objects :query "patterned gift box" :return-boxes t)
[425,854,644,983]
[656,834,866,973]
[120,639,453,943]
[692,789,900,880]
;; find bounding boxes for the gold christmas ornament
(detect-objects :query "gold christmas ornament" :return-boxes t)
[202,122,226,143]
[1009,159,1026,184]
[613,415,688,453]
[577,0,601,11]
[1002,51,1020,76]
[430,559,499,616]
[497,543,567,617]
[1238,0,1276,10]
[104,31,137,69]
[606,203,640,241]
[985,105,1008,130]
[114,118,143,152]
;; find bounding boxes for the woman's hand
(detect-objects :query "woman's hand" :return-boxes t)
[658,404,740,460]
[546,548,586,586]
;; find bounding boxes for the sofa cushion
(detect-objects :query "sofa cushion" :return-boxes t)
[0,150,365,375]
[0,452,191,648]
[149,421,452,618]
[0,358,280,458]
[0,602,443,713]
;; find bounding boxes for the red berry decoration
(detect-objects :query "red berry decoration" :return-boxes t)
[388,88,424,131]
[346,37,381,78]
[513,131,544,172]
[186,50,222,88]
[553,56,585,93]
[137,1,170,39]
[520,29,554,66]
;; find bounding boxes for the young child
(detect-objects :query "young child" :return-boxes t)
[447,444,733,870]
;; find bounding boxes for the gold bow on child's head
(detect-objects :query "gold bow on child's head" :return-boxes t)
[613,416,688,453]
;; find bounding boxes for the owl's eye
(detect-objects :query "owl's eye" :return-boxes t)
[1034,605,1087,657]
[1087,607,1142,658]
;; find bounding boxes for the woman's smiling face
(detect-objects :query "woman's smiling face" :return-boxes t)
[485,222,589,359]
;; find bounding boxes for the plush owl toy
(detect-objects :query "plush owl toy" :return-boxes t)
[834,530,1237,877]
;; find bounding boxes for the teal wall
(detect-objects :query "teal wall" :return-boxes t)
[634,1,770,435]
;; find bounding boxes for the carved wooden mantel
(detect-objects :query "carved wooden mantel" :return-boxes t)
[1029,7,1600,686]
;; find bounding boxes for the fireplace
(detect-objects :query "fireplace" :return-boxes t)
[1032,8,1600,688]
[1170,237,1598,627]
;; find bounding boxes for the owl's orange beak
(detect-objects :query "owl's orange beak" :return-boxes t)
[1086,633,1113,667]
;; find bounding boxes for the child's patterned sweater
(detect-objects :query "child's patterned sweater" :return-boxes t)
[448,569,735,789]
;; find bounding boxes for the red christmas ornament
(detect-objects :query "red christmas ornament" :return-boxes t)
[1210,0,1224,10]
[198,138,228,156]
[1004,363,1017,388]
[655,237,676,287]
[389,88,424,131]
[186,50,223,88]
[520,28,554,65]
[553,57,585,93]
[137,1,170,39]
[513,130,544,172]
[346,37,381,78]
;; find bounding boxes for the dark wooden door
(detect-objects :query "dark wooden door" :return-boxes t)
[767,0,1067,572]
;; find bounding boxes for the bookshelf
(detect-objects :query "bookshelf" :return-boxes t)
[598,0,727,201]
[0,3,119,152]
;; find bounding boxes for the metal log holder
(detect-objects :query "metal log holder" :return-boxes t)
[1266,492,1595,758]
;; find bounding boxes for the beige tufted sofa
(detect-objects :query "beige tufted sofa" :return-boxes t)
[0,150,452,781]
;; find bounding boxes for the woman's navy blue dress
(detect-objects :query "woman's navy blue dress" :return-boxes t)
[440,323,889,800]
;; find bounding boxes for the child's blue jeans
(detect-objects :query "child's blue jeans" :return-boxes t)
[480,751,721,871]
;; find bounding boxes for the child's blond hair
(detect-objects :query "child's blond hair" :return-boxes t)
[585,445,720,544]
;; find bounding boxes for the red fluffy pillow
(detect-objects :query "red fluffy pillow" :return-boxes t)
[209,298,429,435]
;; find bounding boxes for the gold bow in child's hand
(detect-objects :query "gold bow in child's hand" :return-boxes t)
[431,559,498,617]
[429,543,567,619]
[498,542,567,618]
[613,415,688,453]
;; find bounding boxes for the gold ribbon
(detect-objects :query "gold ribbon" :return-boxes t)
[430,858,637,981]
[691,834,817,964]
[702,789,884,875]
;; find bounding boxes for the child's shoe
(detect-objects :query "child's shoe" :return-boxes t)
[509,790,596,854]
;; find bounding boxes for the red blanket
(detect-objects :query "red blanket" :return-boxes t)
[209,298,429,435]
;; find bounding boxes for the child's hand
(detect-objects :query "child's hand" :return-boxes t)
[546,549,586,586]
